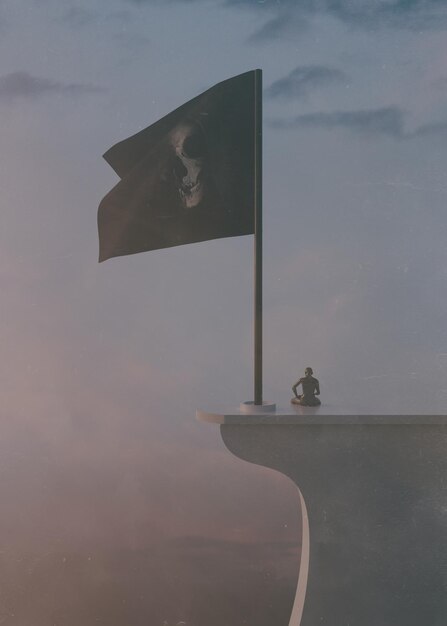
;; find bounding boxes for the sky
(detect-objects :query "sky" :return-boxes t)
[1,0,447,624]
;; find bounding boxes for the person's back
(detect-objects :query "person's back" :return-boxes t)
[292,367,321,406]
[301,375,319,398]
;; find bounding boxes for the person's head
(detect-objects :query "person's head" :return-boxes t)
[305,367,313,376]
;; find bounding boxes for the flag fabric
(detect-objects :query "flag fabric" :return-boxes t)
[98,71,256,262]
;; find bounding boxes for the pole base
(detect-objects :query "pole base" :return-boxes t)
[239,401,276,414]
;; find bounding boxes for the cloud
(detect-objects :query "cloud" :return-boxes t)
[61,7,132,28]
[432,76,447,91]
[265,66,347,100]
[125,0,202,4]
[172,535,300,561]
[411,120,447,138]
[248,12,308,43]
[228,0,447,41]
[333,0,447,30]
[62,6,97,27]
[269,105,447,140]
[2,537,298,626]
[0,71,105,101]
[269,106,405,138]
[112,31,151,52]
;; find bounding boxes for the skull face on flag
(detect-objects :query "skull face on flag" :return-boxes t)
[98,71,256,261]
[170,121,208,209]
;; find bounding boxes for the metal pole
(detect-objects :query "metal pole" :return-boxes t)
[254,69,263,405]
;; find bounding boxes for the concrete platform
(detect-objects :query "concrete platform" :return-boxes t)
[197,405,447,424]
[197,406,447,626]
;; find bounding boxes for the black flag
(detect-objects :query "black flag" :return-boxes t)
[98,71,256,262]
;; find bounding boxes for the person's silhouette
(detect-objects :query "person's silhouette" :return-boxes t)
[292,367,321,406]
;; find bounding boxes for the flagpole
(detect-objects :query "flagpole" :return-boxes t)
[254,69,263,405]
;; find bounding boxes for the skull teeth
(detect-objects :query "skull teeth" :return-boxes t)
[179,181,203,208]
[182,181,200,192]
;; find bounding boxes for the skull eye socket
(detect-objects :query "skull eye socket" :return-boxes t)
[182,132,205,158]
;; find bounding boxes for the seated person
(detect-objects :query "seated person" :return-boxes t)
[292,367,321,406]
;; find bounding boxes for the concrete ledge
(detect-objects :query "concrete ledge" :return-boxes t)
[196,407,447,425]
[198,409,447,626]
